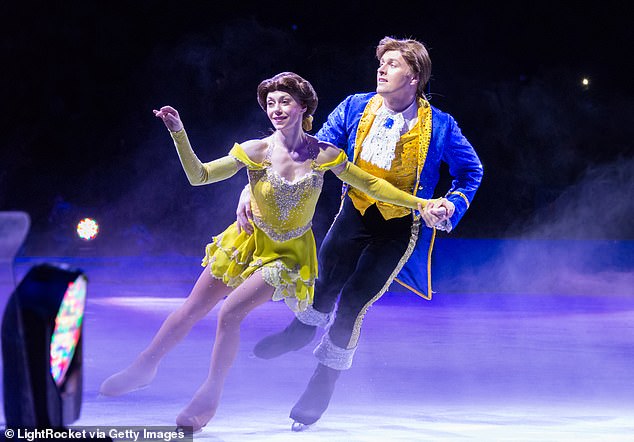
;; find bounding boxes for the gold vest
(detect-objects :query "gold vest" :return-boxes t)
[349,96,432,219]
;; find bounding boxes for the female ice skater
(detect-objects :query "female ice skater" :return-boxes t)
[99,72,431,432]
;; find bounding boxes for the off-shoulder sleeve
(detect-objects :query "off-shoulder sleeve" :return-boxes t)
[171,129,240,186]
[229,143,266,170]
[337,162,427,209]
[313,149,348,172]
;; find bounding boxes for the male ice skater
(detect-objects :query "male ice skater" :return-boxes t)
[236,36,483,430]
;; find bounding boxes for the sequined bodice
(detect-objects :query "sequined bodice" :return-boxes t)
[249,166,324,242]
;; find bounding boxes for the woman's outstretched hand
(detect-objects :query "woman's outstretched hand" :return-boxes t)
[153,106,184,132]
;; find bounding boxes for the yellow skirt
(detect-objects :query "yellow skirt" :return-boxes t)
[202,221,317,312]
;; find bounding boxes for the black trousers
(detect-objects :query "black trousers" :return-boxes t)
[313,196,413,350]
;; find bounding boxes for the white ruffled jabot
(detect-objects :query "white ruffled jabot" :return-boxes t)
[360,100,418,170]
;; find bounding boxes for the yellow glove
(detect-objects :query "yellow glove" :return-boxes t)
[171,129,239,185]
[336,162,427,209]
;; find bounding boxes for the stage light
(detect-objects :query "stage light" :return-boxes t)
[2,263,87,428]
[77,218,99,241]
[581,77,590,89]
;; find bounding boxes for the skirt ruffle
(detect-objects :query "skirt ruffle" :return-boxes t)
[202,221,317,312]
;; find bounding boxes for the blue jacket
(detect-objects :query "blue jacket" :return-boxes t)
[316,92,483,298]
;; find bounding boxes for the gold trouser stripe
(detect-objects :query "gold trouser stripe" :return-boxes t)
[346,217,420,349]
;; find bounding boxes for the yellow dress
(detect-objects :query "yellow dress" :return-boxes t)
[202,143,347,312]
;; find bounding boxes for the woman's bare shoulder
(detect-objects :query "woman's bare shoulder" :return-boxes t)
[239,138,269,163]
[311,137,344,164]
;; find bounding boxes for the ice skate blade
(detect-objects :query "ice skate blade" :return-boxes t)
[291,421,311,432]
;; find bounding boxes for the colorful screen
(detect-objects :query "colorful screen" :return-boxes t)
[50,275,87,385]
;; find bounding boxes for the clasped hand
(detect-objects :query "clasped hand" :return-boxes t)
[417,198,455,228]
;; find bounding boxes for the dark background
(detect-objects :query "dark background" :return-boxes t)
[1,1,633,256]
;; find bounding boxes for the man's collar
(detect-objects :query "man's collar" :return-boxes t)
[372,95,419,119]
